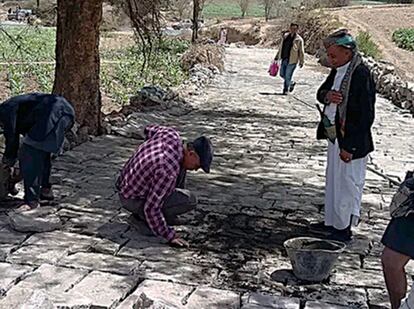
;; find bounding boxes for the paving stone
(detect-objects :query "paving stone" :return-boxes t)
[58,252,140,275]
[0,262,32,294]
[6,245,68,266]
[243,292,299,309]
[0,226,28,244]
[118,241,195,263]
[367,288,391,309]
[136,261,219,285]
[304,301,349,309]
[117,280,193,309]
[9,264,88,294]
[67,271,137,308]
[302,286,368,308]
[9,207,62,233]
[331,267,385,288]
[186,286,240,308]
[0,287,92,309]
[0,244,13,261]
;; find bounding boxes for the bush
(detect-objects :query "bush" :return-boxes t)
[356,31,381,59]
[392,28,414,52]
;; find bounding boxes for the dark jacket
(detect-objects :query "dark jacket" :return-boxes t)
[0,93,75,165]
[317,63,376,160]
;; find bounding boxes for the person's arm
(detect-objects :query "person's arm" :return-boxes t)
[299,38,305,67]
[341,68,376,155]
[143,168,177,241]
[0,108,19,167]
[275,35,285,60]
[317,70,336,105]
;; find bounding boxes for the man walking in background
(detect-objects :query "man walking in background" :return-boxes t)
[275,23,305,95]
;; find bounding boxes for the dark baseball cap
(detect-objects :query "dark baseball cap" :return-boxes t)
[192,136,213,173]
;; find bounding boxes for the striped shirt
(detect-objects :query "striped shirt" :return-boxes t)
[118,125,183,241]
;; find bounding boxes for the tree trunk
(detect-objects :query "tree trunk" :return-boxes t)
[192,0,199,43]
[53,0,103,135]
[36,0,40,9]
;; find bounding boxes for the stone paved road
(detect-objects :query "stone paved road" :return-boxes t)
[0,47,413,309]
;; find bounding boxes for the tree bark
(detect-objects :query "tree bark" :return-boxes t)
[192,0,199,43]
[53,0,103,135]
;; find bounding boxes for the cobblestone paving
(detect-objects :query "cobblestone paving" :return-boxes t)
[0,47,413,308]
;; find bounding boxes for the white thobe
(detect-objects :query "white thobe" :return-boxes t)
[324,62,368,230]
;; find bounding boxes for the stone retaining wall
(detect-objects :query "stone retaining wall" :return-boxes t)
[365,57,414,114]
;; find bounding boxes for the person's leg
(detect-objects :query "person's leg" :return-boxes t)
[118,194,145,219]
[284,63,297,93]
[163,188,197,223]
[18,144,46,207]
[40,153,54,200]
[382,246,411,309]
[279,59,287,80]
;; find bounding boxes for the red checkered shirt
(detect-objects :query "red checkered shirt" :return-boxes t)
[118,125,183,241]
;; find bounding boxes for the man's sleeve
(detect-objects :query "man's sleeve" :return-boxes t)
[341,70,376,154]
[1,108,19,167]
[143,169,176,241]
[299,38,305,66]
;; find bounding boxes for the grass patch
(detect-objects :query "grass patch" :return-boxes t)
[203,0,265,18]
[356,31,382,59]
[101,39,190,105]
[392,28,414,52]
[0,26,190,105]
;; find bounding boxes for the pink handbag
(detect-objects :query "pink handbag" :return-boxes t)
[268,61,279,77]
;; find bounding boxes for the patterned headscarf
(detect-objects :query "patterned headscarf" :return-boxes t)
[324,29,361,138]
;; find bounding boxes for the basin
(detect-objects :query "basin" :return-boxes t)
[284,237,346,282]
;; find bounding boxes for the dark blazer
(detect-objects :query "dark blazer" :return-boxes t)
[0,93,75,164]
[317,63,376,160]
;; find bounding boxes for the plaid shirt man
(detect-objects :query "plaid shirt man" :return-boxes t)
[118,125,183,241]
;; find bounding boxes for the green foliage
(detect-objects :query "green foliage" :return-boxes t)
[392,28,414,52]
[101,39,190,105]
[356,31,382,59]
[203,0,265,18]
[0,26,190,106]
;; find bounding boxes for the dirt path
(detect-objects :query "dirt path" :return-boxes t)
[332,5,414,81]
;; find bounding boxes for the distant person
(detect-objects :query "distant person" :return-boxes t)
[0,93,75,211]
[116,125,213,248]
[313,29,376,242]
[218,27,228,45]
[274,23,305,95]
[381,171,414,309]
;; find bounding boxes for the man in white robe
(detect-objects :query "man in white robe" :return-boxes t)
[314,29,376,241]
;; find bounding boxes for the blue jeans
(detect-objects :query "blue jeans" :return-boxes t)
[280,59,297,92]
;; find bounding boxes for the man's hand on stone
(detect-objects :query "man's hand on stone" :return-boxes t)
[340,149,353,163]
[169,236,189,248]
[326,91,343,105]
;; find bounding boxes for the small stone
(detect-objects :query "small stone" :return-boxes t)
[9,207,62,233]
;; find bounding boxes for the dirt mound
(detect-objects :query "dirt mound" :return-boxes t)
[181,43,225,72]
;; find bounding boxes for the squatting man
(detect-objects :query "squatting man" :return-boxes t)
[116,125,213,248]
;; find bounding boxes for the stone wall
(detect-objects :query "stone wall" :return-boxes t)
[364,57,414,114]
